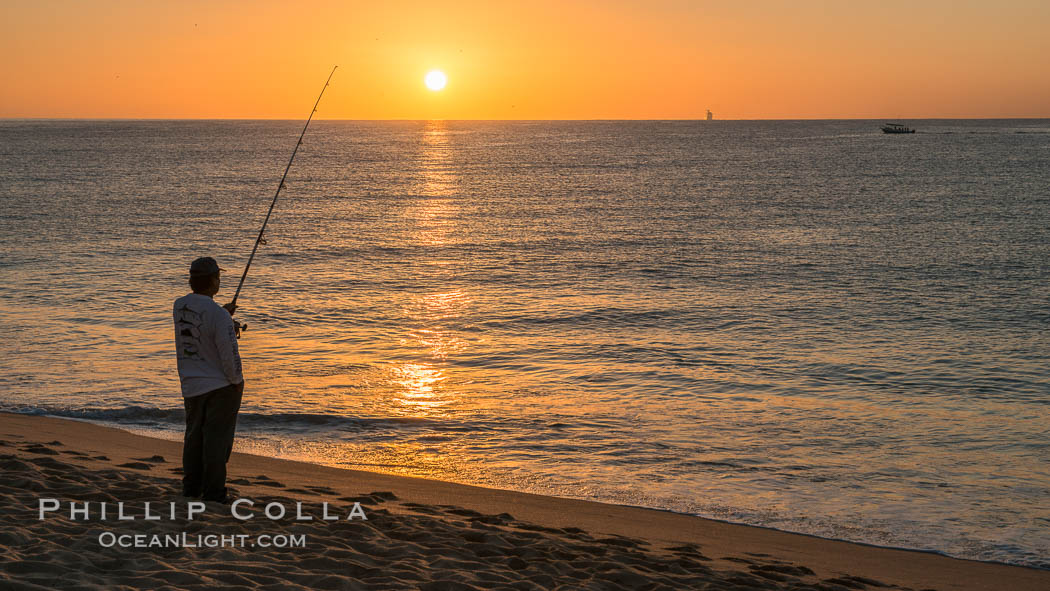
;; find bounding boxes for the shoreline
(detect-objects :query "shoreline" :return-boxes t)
[43,411,1047,572]
[3,411,1048,591]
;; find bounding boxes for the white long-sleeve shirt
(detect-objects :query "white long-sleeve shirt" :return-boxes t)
[173,293,243,398]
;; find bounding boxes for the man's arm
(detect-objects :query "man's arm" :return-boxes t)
[213,307,244,387]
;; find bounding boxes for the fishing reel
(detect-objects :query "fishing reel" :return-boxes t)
[223,302,247,339]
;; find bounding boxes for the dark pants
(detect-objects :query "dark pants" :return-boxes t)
[182,383,243,501]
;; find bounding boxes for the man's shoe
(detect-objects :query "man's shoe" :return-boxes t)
[202,487,238,504]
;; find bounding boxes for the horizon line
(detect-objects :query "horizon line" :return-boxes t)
[4,116,1050,122]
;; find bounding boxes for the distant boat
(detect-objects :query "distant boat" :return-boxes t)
[706,109,713,121]
[882,123,915,134]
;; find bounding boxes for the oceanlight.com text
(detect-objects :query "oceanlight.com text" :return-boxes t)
[97,531,307,549]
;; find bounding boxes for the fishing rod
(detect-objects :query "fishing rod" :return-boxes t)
[228,65,338,337]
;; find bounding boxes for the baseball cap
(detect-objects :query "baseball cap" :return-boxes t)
[189,257,226,277]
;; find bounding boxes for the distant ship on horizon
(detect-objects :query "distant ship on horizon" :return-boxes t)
[881,123,916,134]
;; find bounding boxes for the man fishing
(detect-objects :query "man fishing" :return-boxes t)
[173,256,244,503]
[167,68,334,503]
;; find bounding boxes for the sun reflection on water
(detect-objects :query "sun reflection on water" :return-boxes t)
[390,290,474,416]
[403,120,460,251]
[386,122,472,417]
[391,363,447,411]
[420,119,455,198]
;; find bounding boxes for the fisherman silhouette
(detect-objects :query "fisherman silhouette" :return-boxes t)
[173,257,244,503]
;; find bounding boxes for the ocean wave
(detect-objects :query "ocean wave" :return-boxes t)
[480,307,683,329]
[2,404,447,432]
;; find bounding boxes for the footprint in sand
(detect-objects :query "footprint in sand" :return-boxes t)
[251,476,286,488]
[132,455,166,463]
[338,491,399,505]
[751,563,815,577]
[117,462,153,470]
[20,445,59,455]
[581,535,649,553]
[307,485,338,494]
[667,544,711,561]
[399,502,442,515]
[455,510,515,527]
[512,521,563,533]
[825,575,890,588]
[338,495,381,505]
[442,507,484,517]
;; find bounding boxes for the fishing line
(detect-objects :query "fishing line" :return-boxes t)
[229,65,338,336]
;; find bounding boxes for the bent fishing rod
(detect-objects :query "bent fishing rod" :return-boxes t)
[228,65,338,337]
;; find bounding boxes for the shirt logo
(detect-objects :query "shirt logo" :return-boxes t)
[175,305,203,360]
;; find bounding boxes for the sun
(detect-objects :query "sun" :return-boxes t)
[424,70,447,91]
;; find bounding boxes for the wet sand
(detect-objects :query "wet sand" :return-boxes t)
[1,412,1046,590]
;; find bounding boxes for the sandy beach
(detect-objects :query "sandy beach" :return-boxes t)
[0,412,1045,590]
[6,0,1050,586]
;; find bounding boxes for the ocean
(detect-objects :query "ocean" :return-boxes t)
[1,119,1048,568]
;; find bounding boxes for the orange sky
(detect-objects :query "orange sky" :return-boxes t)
[2,0,1048,119]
